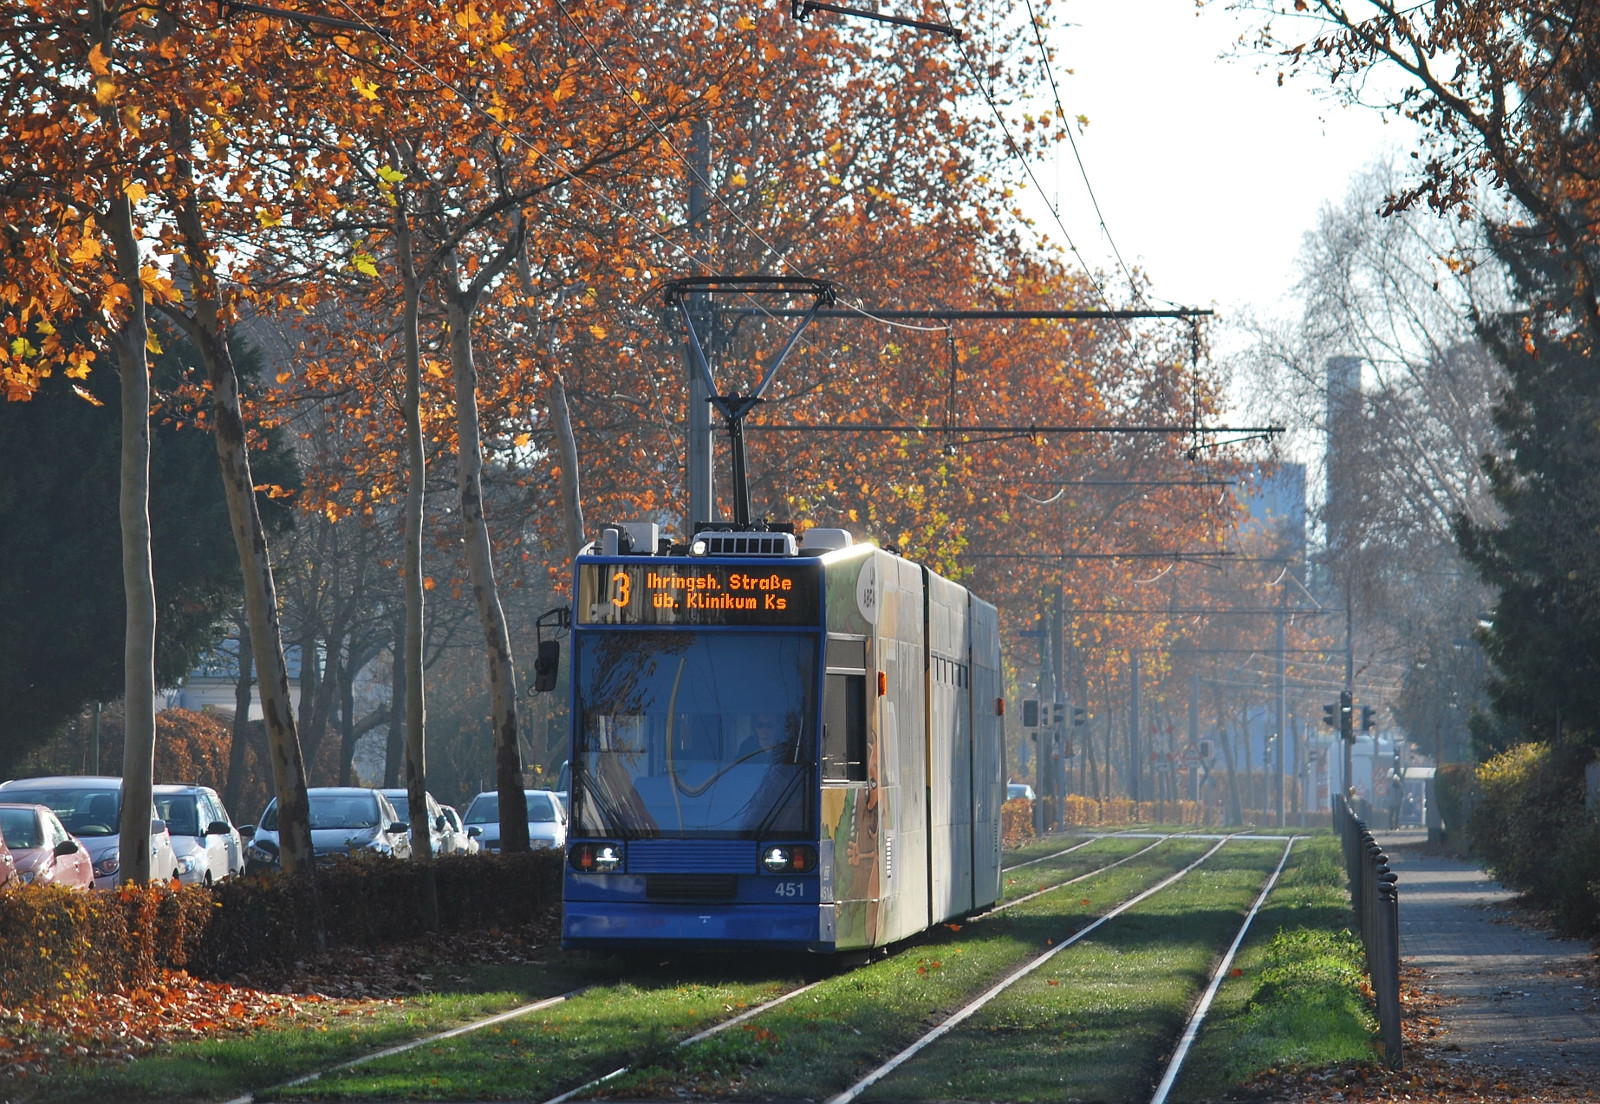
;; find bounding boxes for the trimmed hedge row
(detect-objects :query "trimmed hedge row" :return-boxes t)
[1467,741,1600,933]
[0,850,564,1007]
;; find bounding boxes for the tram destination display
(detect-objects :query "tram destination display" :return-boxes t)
[577,562,821,626]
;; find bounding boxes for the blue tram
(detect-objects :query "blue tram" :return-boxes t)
[559,524,1004,954]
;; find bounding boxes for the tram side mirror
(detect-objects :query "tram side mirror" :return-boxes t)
[533,639,561,693]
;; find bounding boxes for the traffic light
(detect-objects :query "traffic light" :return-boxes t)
[1339,689,1354,742]
[1072,706,1087,727]
[1361,704,1376,732]
[1022,700,1039,727]
[1050,702,1067,728]
[1322,702,1337,729]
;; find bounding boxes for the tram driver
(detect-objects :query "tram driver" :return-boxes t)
[739,712,791,762]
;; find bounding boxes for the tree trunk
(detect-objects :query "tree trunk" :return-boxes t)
[1216,696,1243,827]
[164,115,317,913]
[445,292,527,853]
[336,642,356,787]
[550,370,586,559]
[107,182,156,886]
[396,207,437,870]
[225,611,253,815]
[196,319,317,888]
[385,609,405,789]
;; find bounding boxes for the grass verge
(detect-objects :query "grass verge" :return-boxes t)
[1171,833,1375,1100]
[16,958,600,1104]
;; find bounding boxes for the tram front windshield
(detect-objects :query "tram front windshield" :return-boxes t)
[574,631,816,838]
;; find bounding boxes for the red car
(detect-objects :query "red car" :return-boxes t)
[0,803,95,890]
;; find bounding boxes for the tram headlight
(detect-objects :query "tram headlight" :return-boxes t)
[570,842,622,873]
[760,844,816,874]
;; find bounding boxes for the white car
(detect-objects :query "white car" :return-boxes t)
[439,804,479,855]
[379,788,449,858]
[0,776,177,888]
[154,784,243,885]
[461,789,566,853]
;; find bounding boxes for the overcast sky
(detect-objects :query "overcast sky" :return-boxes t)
[1011,0,1419,320]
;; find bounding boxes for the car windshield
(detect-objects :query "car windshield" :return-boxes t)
[464,793,558,825]
[260,794,381,832]
[0,786,120,837]
[156,794,201,836]
[0,807,42,848]
[573,630,817,839]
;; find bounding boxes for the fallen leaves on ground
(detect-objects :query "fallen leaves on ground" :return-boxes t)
[0,917,555,1085]
[0,972,307,1080]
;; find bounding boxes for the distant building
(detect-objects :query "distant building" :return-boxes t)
[1236,462,1307,571]
[163,638,305,722]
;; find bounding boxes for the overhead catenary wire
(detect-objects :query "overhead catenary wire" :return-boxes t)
[1018,0,1141,299]
[934,0,1121,319]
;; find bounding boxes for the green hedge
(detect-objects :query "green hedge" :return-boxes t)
[0,850,564,1006]
[1467,741,1600,933]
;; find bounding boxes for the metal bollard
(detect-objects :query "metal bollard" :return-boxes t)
[1377,879,1403,1069]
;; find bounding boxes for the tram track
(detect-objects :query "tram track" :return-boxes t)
[523,834,1170,1103]
[1148,836,1299,1104]
[823,836,1234,1104]
[236,835,1173,1103]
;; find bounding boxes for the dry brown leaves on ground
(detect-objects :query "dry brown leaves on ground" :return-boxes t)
[0,972,309,1080]
[0,919,554,1085]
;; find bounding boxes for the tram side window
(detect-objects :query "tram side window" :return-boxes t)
[822,672,868,782]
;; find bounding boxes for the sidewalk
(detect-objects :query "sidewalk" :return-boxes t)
[1373,828,1600,1075]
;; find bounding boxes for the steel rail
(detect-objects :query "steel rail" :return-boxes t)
[987,836,1175,914]
[823,836,1232,1104]
[1000,832,1102,872]
[1148,836,1300,1104]
[538,978,829,1104]
[217,986,591,1104]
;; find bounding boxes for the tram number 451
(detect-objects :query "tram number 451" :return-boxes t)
[773,881,808,898]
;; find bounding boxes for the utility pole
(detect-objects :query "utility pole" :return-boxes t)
[1343,587,1354,807]
[1129,650,1141,804]
[1188,671,1200,803]
[685,119,715,529]
[1051,590,1065,827]
[1275,584,1286,827]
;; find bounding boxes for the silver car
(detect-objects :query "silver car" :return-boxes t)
[243,787,411,874]
[461,789,566,853]
[154,784,243,885]
[0,776,177,888]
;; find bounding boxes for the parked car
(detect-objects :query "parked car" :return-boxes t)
[243,787,411,874]
[0,776,177,888]
[1007,782,1037,803]
[0,819,14,889]
[153,784,243,885]
[0,803,94,889]
[379,788,448,858]
[461,789,566,853]
[438,804,479,855]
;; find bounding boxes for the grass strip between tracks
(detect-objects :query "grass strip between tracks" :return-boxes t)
[271,837,1208,1101]
[854,839,1286,1103]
